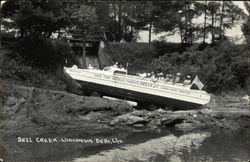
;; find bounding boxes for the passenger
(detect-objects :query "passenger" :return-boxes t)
[183,75,192,85]
[174,72,181,83]
[169,74,175,82]
[71,64,78,69]
[137,72,147,78]
[157,72,164,80]
[119,64,124,69]
[145,72,152,78]
[103,66,108,71]
[88,64,94,69]
[165,74,171,82]
[114,62,119,68]
[150,71,158,82]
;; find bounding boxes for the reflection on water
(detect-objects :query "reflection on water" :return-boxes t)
[1,129,250,162]
[74,132,210,162]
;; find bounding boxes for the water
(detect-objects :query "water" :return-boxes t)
[1,128,250,162]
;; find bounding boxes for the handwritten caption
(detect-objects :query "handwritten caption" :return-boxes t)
[17,137,123,144]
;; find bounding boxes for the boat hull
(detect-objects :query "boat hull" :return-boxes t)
[77,79,202,109]
[64,67,210,109]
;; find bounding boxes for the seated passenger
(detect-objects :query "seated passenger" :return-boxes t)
[174,72,181,83]
[119,64,124,69]
[165,74,171,82]
[114,62,119,68]
[88,64,94,69]
[72,64,78,69]
[183,75,192,85]
[137,72,147,78]
[157,72,164,80]
[169,74,175,82]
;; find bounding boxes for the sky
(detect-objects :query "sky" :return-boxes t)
[138,1,248,43]
[1,1,248,43]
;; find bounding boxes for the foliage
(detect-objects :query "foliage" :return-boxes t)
[242,2,250,45]
[13,38,75,70]
[2,1,70,38]
[151,41,250,93]
[103,42,156,74]
[0,48,67,90]
[152,41,188,57]
[68,4,99,33]
[2,1,246,43]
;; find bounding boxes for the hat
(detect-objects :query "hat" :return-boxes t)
[187,75,191,78]
[177,73,181,76]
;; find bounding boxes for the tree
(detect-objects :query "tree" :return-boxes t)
[2,1,100,39]
[69,4,98,33]
[150,1,181,42]
[2,1,71,38]
[206,1,246,43]
[242,1,250,45]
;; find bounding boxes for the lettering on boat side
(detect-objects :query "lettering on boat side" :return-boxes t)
[93,73,191,95]
[94,74,102,78]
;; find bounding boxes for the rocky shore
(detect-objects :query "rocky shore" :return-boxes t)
[1,82,249,138]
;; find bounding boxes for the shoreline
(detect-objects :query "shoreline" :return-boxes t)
[0,81,249,137]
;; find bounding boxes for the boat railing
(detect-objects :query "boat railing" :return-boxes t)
[65,66,192,89]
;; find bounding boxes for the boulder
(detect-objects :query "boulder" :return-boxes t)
[110,114,149,126]
[161,118,184,127]
[175,123,196,131]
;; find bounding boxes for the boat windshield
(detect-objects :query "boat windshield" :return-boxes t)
[113,70,127,75]
[103,66,127,75]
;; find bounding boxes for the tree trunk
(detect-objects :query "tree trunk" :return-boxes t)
[149,20,152,43]
[180,28,183,43]
[184,0,188,44]
[187,3,192,44]
[211,13,215,44]
[130,26,133,42]
[118,3,122,41]
[82,39,87,69]
[203,0,207,43]
[219,0,225,40]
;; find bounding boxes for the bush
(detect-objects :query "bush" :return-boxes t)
[151,40,250,93]
[0,46,67,90]
[152,41,188,57]
[13,38,75,71]
[104,42,156,74]
[104,40,249,93]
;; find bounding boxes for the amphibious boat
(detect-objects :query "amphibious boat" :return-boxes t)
[64,65,211,109]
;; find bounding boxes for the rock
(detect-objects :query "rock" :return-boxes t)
[79,111,103,122]
[132,124,145,127]
[175,123,195,131]
[160,113,186,127]
[5,97,19,107]
[111,114,149,126]
[161,118,184,127]
[130,110,149,117]
[155,108,167,113]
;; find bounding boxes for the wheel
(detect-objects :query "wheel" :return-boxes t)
[136,102,159,111]
[90,91,103,97]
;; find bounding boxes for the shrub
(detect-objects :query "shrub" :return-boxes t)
[13,38,75,71]
[151,40,250,93]
[104,42,156,74]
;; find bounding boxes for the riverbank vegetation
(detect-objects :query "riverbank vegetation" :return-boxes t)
[1,1,250,94]
[105,40,250,93]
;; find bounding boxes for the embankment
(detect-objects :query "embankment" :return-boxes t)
[1,82,249,138]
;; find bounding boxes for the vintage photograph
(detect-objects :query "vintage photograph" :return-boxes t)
[0,0,250,161]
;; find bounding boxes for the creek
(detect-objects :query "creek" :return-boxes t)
[1,128,250,162]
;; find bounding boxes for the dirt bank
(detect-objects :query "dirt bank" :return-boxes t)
[1,82,249,139]
[0,82,133,136]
